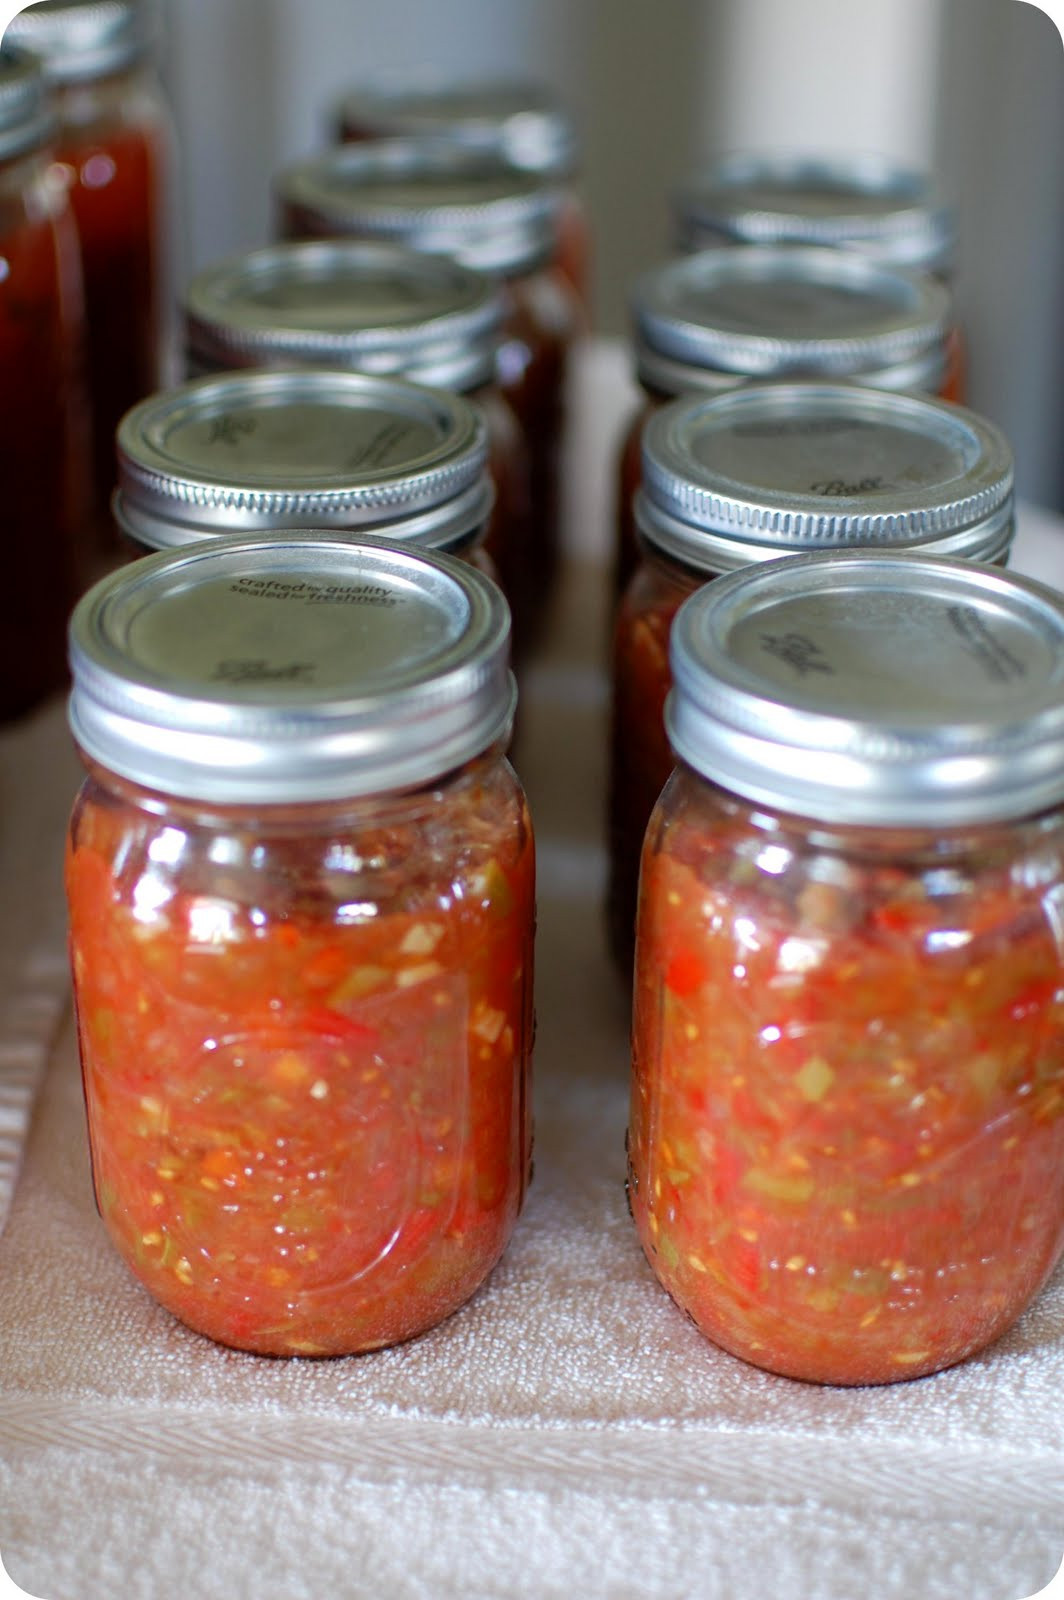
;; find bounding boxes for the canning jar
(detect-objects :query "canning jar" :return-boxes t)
[274,138,580,614]
[8,0,172,562]
[183,240,533,653]
[608,382,1014,975]
[0,43,88,721]
[630,551,1064,1385]
[615,245,955,596]
[672,152,964,400]
[333,76,590,313]
[113,367,498,592]
[66,534,535,1356]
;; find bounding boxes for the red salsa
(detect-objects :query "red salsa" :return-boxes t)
[631,770,1064,1384]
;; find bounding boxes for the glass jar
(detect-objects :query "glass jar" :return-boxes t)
[673,152,965,401]
[7,0,173,564]
[66,534,534,1356]
[630,552,1064,1385]
[615,245,956,597]
[608,382,1015,976]
[183,240,534,656]
[0,43,88,721]
[274,138,581,613]
[113,367,499,591]
[332,77,590,315]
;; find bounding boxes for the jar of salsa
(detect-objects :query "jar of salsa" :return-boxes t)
[615,245,955,596]
[608,382,1014,975]
[7,0,172,563]
[182,240,533,654]
[673,152,964,399]
[630,551,1064,1385]
[113,368,497,586]
[66,534,535,1356]
[333,77,590,313]
[0,43,88,721]
[274,138,580,614]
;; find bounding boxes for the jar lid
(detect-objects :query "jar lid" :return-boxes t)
[0,45,54,161]
[183,240,504,392]
[674,153,956,274]
[638,383,1014,573]
[6,0,156,82]
[667,552,1064,827]
[114,368,492,554]
[631,247,951,395]
[68,534,515,804]
[275,138,561,277]
[335,77,578,177]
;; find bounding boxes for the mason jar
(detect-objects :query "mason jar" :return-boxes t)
[333,76,590,313]
[113,367,498,590]
[615,245,955,596]
[672,152,964,400]
[65,534,535,1356]
[629,551,1064,1385]
[608,382,1014,974]
[0,43,88,720]
[7,0,173,560]
[274,138,580,610]
[182,240,533,653]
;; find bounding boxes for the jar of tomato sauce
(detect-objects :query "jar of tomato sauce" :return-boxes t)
[66,533,535,1356]
[630,550,1064,1385]
[113,368,497,588]
[274,139,580,612]
[0,43,88,721]
[182,240,533,654]
[615,245,955,596]
[673,152,964,400]
[608,382,1014,975]
[333,77,590,314]
[7,0,172,563]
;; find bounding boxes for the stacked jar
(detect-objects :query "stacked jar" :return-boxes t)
[112,368,497,582]
[333,76,590,314]
[66,533,534,1356]
[614,245,955,596]
[274,139,581,622]
[672,152,963,397]
[608,381,1015,973]
[8,0,173,564]
[630,550,1064,1384]
[0,44,88,721]
[182,240,533,653]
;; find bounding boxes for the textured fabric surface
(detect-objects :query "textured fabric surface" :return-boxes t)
[2,345,1064,1600]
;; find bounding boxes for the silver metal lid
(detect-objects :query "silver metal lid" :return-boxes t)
[667,552,1064,827]
[675,153,956,275]
[275,138,561,277]
[183,240,504,392]
[114,368,493,554]
[631,247,952,396]
[68,534,515,804]
[6,0,156,82]
[335,76,578,177]
[0,45,54,161]
[637,384,1014,573]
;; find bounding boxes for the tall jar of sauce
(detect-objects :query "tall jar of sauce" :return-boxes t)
[0,43,88,720]
[274,139,580,615]
[8,0,173,563]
